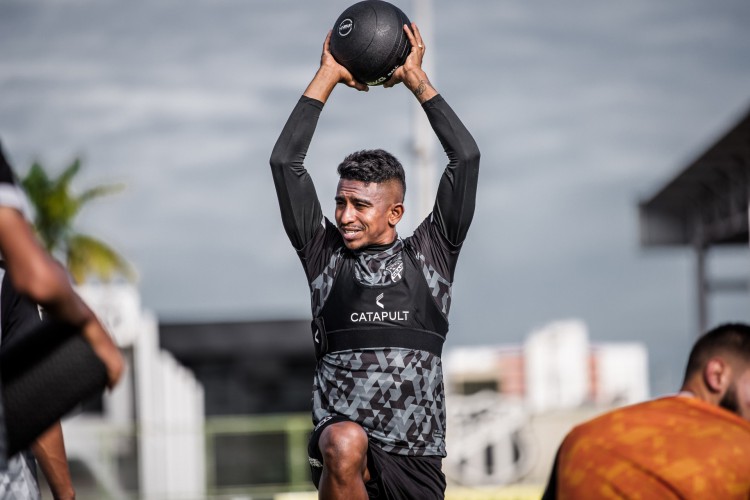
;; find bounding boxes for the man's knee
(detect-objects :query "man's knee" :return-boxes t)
[319,421,368,470]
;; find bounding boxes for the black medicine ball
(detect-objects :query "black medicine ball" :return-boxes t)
[330,0,412,86]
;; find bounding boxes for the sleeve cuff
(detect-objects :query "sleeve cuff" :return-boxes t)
[421,93,444,109]
[300,95,325,110]
[0,184,32,220]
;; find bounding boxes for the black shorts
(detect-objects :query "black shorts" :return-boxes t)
[308,415,446,500]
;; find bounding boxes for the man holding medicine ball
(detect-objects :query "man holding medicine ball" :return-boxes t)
[269,20,479,500]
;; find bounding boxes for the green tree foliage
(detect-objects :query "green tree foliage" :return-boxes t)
[21,158,135,284]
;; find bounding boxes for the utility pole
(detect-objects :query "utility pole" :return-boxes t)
[412,0,436,221]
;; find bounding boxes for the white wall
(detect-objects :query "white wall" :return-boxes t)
[74,284,206,500]
[593,343,649,405]
[524,320,590,413]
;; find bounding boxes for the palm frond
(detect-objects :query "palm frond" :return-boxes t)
[20,162,51,213]
[78,183,125,205]
[66,233,136,284]
[21,157,134,283]
[57,158,82,190]
[21,162,63,252]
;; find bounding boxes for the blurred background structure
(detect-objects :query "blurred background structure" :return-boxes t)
[442,319,648,486]
[1,0,749,498]
[639,106,750,336]
[61,291,648,499]
[61,284,206,500]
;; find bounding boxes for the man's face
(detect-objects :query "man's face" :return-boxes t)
[335,178,403,250]
[720,364,750,421]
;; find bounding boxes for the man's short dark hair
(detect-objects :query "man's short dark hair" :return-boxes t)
[337,149,406,200]
[683,323,750,382]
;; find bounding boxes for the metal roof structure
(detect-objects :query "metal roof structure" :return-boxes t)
[638,104,750,334]
[639,107,750,248]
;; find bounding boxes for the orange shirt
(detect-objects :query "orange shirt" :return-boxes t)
[556,396,750,499]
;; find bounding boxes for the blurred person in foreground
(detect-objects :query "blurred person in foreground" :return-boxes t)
[269,24,479,500]
[544,322,750,499]
[0,141,124,499]
[0,268,75,499]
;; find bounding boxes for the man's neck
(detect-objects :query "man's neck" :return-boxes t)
[680,380,719,406]
[357,236,399,253]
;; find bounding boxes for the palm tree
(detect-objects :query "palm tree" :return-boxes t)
[21,157,135,284]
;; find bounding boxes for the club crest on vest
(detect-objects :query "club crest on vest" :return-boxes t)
[386,259,403,282]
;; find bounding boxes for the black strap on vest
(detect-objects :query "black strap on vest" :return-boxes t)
[326,327,445,357]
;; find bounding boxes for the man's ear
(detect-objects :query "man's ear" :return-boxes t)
[704,357,732,394]
[388,203,404,227]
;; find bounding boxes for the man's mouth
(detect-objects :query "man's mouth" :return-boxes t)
[340,226,362,240]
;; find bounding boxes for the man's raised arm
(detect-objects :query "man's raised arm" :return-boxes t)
[385,23,480,246]
[269,31,368,250]
[423,95,480,246]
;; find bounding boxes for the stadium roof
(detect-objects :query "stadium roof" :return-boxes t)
[639,106,750,247]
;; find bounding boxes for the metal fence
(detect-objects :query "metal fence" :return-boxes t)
[52,412,543,500]
[204,413,313,498]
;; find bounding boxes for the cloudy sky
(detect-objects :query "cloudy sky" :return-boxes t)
[1,0,749,395]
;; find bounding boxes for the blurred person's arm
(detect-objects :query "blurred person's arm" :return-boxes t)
[31,423,75,500]
[0,206,124,387]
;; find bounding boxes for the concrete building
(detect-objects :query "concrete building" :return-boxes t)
[158,319,313,416]
[444,320,649,407]
[442,319,649,486]
[63,284,205,500]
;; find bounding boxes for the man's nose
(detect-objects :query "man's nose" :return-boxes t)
[339,203,356,223]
